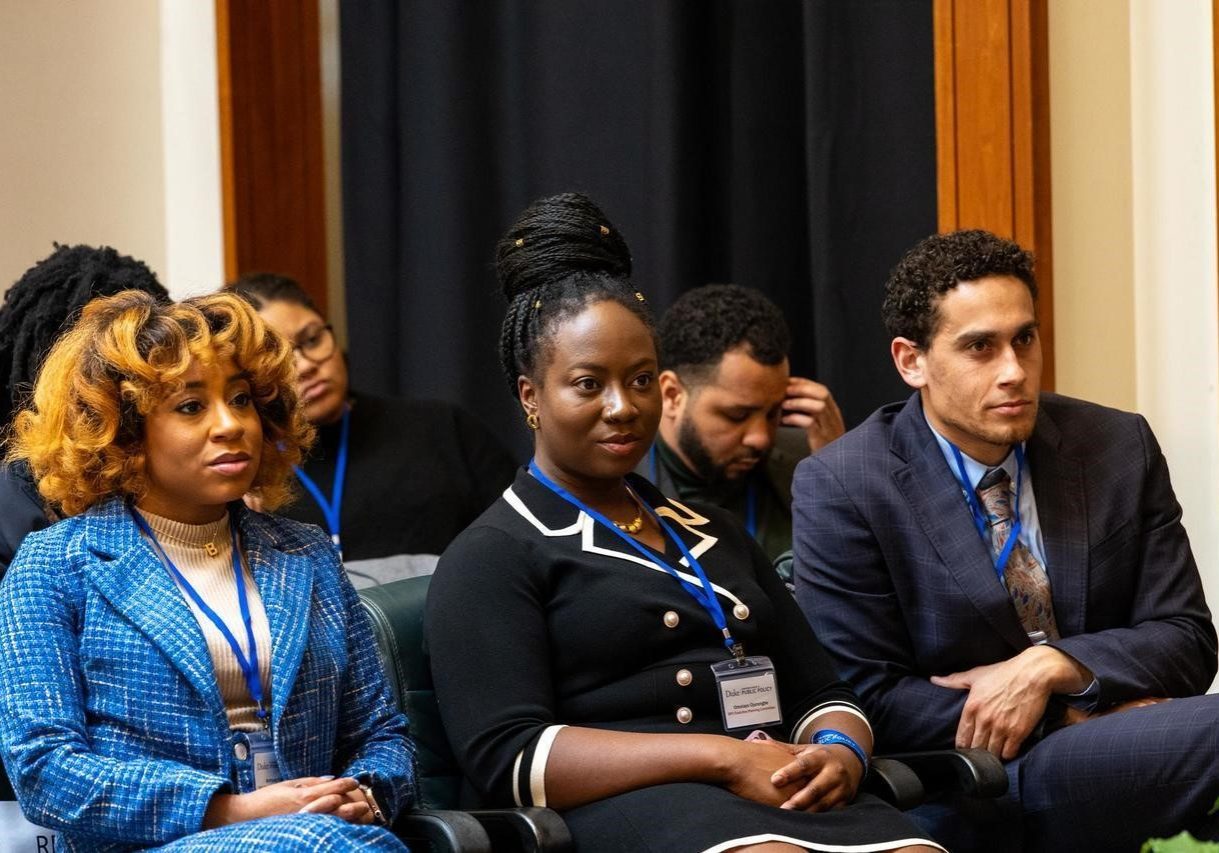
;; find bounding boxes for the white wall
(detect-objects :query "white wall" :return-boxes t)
[159,0,225,298]
[1050,0,1219,653]
[1128,0,1219,626]
[0,1,168,289]
[0,0,223,299]
[1048,0,1137,411]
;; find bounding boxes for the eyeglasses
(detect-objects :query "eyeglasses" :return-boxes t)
[293,323,337,364]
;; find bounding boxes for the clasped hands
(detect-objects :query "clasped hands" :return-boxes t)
[204,776,379,828]
[726,730,864,812]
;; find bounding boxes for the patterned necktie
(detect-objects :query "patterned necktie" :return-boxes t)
[976,467,1060,641]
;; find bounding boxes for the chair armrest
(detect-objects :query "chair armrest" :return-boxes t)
[879,748,1008,798]
[466,807,574,852]
[393,808,493,853]
[865,757,926,810]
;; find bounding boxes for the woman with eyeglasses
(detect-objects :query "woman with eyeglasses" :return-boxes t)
[227,274,517,574]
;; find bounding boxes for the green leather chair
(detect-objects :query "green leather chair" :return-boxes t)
[360,575,573,853]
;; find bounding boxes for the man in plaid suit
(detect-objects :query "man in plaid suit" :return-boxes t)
[793,230,1219,852]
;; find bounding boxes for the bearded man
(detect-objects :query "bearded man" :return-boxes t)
[637,284,844,564]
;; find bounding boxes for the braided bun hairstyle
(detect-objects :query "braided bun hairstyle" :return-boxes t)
[0,244,169,429]
[496,192,655,397]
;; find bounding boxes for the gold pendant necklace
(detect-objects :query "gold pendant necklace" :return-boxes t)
[613,490,645,534]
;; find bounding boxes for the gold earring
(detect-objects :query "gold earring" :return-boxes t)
[525,412,540,430]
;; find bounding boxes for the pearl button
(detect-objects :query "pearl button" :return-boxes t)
[233,742,248,761]
[676,706,693,724]
[663,610,680,628]
[733,604,750,621]
[675,669,693,687]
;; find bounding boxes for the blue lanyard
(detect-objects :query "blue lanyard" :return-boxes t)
[948,443,1024,583]
[130,507,268,726]
[293,404,350,556]
[529,459,743,660]
[649,444,758,537]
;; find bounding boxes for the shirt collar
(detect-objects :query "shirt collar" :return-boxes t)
[923,409,1024,490]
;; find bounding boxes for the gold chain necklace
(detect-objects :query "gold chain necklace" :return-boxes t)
[613,489,645,534]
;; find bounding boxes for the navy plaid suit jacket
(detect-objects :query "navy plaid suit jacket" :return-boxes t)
[793,392,1217,752]
[0,498,415,852]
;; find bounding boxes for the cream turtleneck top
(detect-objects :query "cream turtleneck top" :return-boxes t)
[138,508,273,731]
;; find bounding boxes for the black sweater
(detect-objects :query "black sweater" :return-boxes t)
[276,392,517,561]
[0,460,55,579]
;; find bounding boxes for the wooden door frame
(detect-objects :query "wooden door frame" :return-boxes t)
[215,0,328,314]
[934,0,1054,388]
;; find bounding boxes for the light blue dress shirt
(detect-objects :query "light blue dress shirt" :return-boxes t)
[925,417,1048,569]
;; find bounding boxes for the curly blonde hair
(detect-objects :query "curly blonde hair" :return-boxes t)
[6,290,314,516]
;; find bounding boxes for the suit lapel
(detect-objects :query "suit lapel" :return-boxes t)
[1026,405,1088,637]
[890,395,1030,652]
[84,500,227,718]
[237,510,314,728]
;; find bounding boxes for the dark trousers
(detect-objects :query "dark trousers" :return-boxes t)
[910,694,1219,852]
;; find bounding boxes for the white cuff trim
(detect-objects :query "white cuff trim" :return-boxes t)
[511,749,525,807]
[528,724,567,807]
[792,702,872,745]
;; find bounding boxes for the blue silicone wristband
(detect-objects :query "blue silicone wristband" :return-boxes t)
[811,728,869,773]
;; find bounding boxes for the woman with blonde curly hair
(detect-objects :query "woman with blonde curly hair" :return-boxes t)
[0,291,414,851]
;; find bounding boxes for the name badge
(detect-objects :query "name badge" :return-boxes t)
[248,730,283,790]
[711,656,782,731]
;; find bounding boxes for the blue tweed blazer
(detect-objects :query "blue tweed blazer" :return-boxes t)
[0,497,415,851]
[793,392,1218,752]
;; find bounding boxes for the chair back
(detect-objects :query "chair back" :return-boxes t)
[359,574,463,810]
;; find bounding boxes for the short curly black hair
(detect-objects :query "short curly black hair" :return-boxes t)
[882,230,1037,346]
[658,284,790,383]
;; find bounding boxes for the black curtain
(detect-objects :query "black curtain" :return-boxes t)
[340,0,935,461]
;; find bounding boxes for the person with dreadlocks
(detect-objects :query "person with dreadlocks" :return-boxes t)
[0,244,169,576]
[426,192,941,853]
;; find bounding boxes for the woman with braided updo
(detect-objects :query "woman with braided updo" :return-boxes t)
[426,193,941,853]
[0,291,413,851]
[0,244,169,575]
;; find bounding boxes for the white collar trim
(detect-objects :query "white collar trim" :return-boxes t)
[503,485,741,607]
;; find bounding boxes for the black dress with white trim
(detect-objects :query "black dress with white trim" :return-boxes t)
[427,468,941,853]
